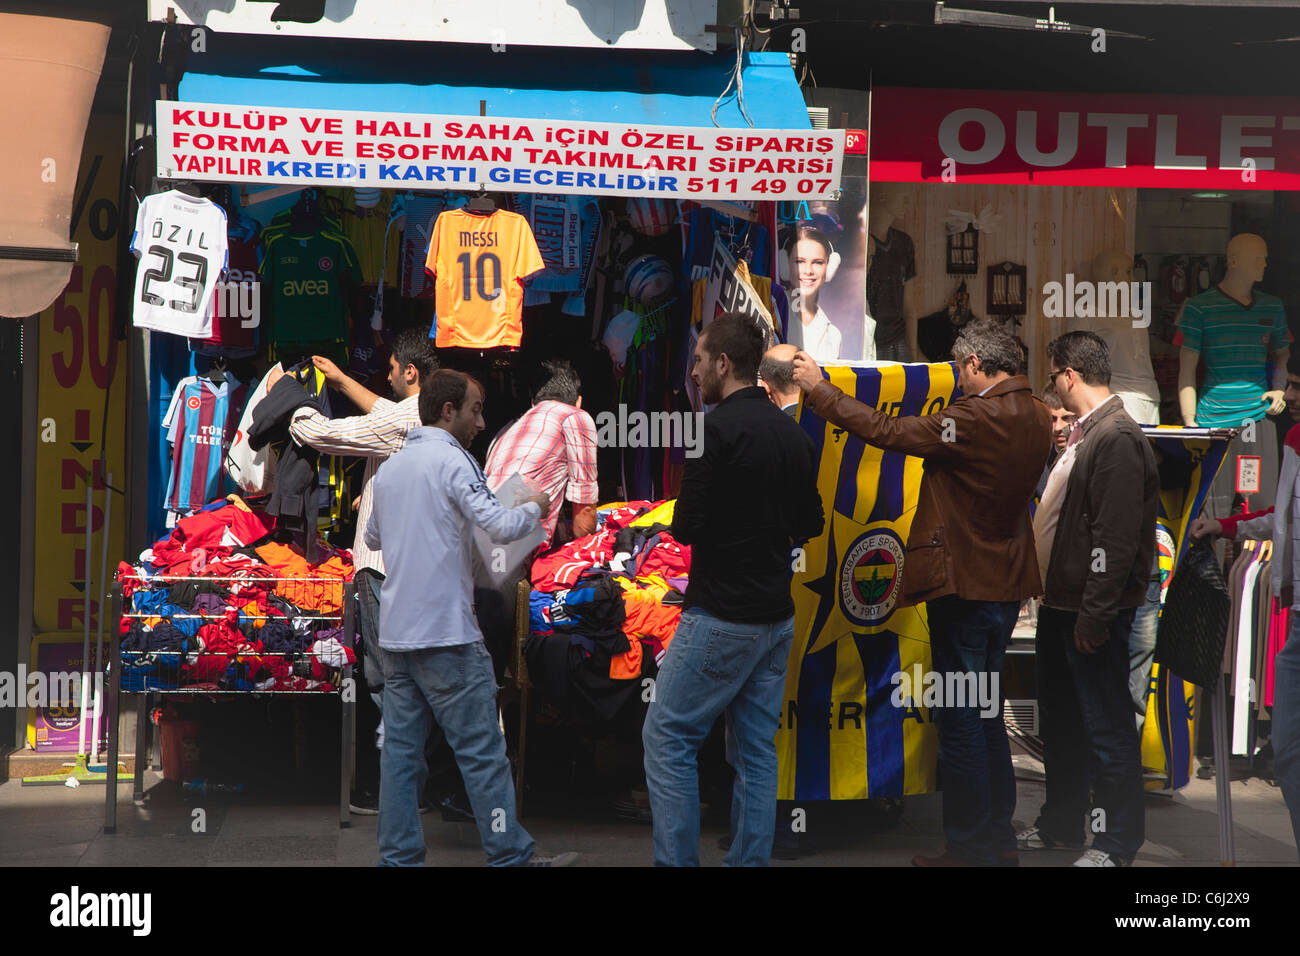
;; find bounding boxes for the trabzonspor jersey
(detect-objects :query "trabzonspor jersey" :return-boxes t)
[131,190,228,337]
[163,375,248,514]
[425,208,544,349]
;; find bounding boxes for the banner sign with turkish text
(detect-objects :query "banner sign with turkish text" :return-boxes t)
[157,101,844,201]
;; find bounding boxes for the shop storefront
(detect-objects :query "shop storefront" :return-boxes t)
[95,22,861,811]
[862,84,1300,795]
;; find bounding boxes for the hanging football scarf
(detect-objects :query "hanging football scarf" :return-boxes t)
[778,361,959,800]
[1140,427,1231,790]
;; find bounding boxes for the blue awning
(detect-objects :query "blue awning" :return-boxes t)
[178,37,810,129]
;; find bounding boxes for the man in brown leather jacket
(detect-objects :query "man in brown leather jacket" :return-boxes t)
[792,318,1051,867]
[1020,331,1157,868]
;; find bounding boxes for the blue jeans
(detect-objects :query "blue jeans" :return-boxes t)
[926,595,1020,864]
[1273,615,1300,862]
[642,607,794,866]
[356,569,385,706]
[1128,563,1162,723]
[377,641,533,867]
[1035,605,1145,860]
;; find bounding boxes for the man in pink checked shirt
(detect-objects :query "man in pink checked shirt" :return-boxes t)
[485,358,600,551]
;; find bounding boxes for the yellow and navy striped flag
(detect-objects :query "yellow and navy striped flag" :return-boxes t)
[1141,427,1231,790]
[777,362,959,801]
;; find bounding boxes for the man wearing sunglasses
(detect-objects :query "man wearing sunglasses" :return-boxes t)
[1023,331,1158,867]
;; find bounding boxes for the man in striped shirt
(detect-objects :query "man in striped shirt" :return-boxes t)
[485,358,600,549]
[269,326,436,815]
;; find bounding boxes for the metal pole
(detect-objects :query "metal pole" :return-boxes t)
[77,479,94,758]
[1211,674,1235,864]
[91,473,112,762]
[104,581,123,834]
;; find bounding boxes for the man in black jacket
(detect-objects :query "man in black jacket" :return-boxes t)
[1022,331,1158,867]
[642,312,824,866]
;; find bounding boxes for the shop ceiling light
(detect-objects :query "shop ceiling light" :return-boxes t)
[933,2,1147,39]
[1191,191,1231,199]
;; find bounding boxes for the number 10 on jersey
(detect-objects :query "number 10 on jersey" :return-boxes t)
[456,251,503,304]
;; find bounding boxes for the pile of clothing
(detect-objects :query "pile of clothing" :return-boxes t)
[524,500,690,721]
[117,498,356,693]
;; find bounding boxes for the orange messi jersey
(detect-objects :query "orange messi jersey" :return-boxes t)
[425,208,545,348]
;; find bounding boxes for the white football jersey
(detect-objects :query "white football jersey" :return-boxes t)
[130,190,228,337]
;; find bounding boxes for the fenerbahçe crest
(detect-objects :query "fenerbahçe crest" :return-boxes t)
[839,529,905,627]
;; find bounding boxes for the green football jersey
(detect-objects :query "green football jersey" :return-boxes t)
[260,230,362,345]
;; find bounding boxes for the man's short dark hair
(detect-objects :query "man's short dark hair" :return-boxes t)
[419,369,483,426]
[532,358,581,405]
[950,318,1023,377]
[391,325,438,384]
[759,350,795,394]
[1287,350,1300,379]
[1042,384,1063,409]
[702,312,764,384]
[1046,330,1111,387]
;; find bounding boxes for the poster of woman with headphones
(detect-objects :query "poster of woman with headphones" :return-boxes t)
[779,177,870,362]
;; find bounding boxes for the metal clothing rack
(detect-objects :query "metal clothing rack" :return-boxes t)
[103,575,358,832]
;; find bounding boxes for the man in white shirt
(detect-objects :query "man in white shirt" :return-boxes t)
[366,369,576,867]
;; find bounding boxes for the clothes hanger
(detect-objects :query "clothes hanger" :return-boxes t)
[170,179,203,197]
[291,188,323,233]
[466,184,497,215]
[207,356,227,386]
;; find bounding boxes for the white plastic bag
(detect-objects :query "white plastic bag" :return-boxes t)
[225,363,280,494]
[473,472,546,590]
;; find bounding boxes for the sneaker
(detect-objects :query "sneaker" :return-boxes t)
[348,791,379,816]
[1073,848,1127,867]
[525,850,579,867]
[353,791,433,815]
[1016,826,1083,851]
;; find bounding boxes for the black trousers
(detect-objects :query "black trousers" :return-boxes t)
[1034,605,1145,860]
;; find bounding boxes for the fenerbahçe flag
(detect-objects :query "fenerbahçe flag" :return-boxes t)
[1141,426,1231,791]
[777,361,959,800]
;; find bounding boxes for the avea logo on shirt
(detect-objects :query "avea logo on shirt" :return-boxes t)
[281,279,331,296]
[458,231,498,248]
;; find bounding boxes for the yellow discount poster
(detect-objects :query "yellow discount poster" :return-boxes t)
[32,114,128,639]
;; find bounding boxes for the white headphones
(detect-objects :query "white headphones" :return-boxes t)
[782,233,841,284]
